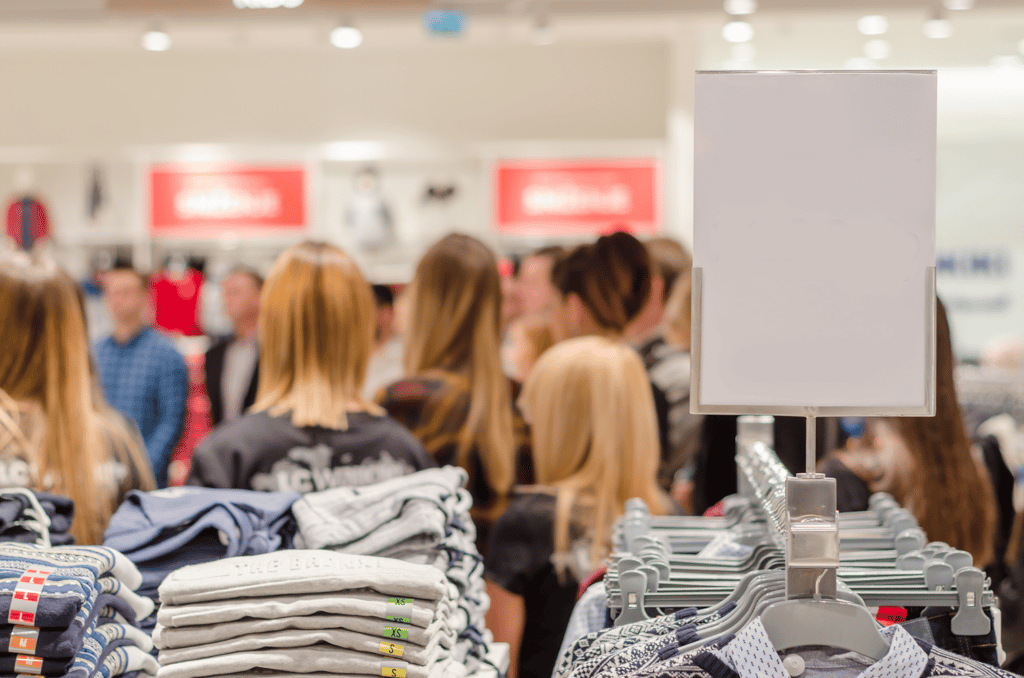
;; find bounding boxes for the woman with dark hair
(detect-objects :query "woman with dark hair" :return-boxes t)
[549,231,653,342]
[821,297,997,566]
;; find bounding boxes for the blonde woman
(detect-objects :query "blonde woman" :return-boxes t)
[0,252,155,544]
[376,233,531,550]
[484,337,670,678]
[188,242,434,492]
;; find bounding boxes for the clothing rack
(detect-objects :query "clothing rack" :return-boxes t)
[604,418,994,636]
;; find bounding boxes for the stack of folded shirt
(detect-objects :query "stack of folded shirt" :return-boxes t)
[103,487,301,605]
[0,491,75,546]
[290,468,499,676]
[154,550,467,678]
[0,543,159,678]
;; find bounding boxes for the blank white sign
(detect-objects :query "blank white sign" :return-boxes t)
[693,71,936,412]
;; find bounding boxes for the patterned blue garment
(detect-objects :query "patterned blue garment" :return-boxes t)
[552,602,736,678]
[619,617,1024,678]
[557,582,611,663]
[94,327,188,487]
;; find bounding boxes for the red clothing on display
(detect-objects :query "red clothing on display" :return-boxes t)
[5,197,50,250]
[150,269,204,336]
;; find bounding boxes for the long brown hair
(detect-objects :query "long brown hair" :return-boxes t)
[522,336,670,578]
[887,297,997,566]
[551,231,653,335]
[0,252,118,543]
[403,234,515,497]
[254,241,380,429]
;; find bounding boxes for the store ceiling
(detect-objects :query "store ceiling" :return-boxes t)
[0,0,1018,20]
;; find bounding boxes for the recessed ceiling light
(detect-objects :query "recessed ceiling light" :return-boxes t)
[857,15,888,36]
[723,0,757,16]
[943,0,973,9]
[330,25,363,49]
[141,29,171,51]
[923,18,953,39]
[722,21,754,43]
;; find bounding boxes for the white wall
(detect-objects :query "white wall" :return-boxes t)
[0,42,668,147]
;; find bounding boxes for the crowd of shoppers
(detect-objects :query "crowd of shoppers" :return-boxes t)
[0,226,1005,678]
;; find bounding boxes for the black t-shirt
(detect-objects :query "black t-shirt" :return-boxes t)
[484,492,581,678]
[186,410,436,492]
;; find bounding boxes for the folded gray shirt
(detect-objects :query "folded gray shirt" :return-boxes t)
[156,590,448,630]
[158,624,453,666]
[158,551,449,606]
[154,645,468,678]
[153,612,454,650]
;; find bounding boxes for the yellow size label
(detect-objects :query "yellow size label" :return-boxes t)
[381,667,406,678]
[378,641,405,658]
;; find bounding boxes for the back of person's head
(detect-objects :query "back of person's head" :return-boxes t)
[522,336,669,574]
[0,251,113,543]
[255,241,377,429]
[550,232,653,339]
[663,272,693,349]
[405,233,515,496]
[644,237,692,299]
[889,297,997,566]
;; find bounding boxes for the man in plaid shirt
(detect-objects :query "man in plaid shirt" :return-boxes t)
[94,268,188,488]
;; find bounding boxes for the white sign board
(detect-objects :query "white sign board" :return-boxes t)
[692,71,936,414]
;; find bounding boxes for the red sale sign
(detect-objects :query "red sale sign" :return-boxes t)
[150,165,306,235]
[495,159,658,235]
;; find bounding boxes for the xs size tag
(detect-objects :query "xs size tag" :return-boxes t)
[383,624,409,641]
[385,598,411,624]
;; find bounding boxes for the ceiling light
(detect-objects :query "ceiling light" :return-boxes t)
[863,39,891,60]
[923,18,953,39]
[943,0,973,9]
[723,0,757,16]
[141,28,171,52]
[722,21,754,43]
[857,15,888,36]
[330,25,363,49]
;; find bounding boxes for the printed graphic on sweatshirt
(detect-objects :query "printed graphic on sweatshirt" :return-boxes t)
[249,445,416,493]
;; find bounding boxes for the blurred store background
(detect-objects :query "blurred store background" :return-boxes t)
[0,0,1021,364]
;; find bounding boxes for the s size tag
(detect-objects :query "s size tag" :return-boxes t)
[385,598,412,624]
[380,661,408,678]
[383,624,409,641]
[378,641,405,658]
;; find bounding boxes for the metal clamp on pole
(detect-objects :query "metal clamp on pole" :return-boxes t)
[786,474,839,600]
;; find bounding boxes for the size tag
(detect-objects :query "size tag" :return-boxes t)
[8,570,50,627]
[385,598,411,624]
[378,641,405,658]
[380,661,408,678]
[8,627,39,655]
[14,655,42,674]
[383,624,409,641]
